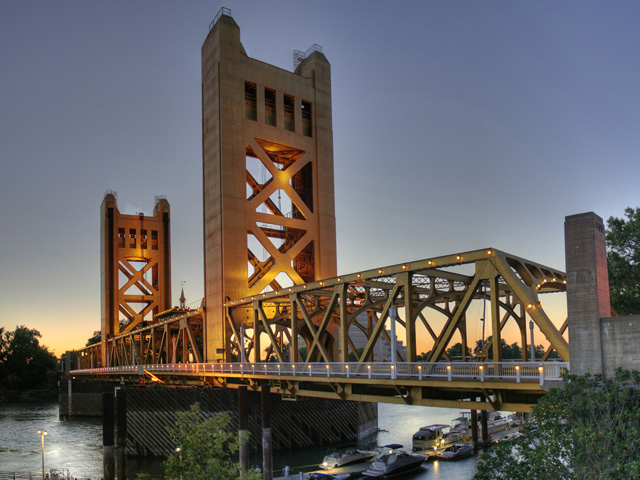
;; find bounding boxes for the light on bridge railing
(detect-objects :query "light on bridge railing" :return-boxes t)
[515,365,520,371]
[417,365,421,370]
[447,365,451,370]
[345,365,349,370]
[538,366,543,373]
[487,250,493,255]
[479,365,484,370]
[367,364,371,369]
[391,365,395,370]
[325,364,329,369]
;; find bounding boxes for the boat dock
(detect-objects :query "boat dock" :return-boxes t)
[275,462,370,480]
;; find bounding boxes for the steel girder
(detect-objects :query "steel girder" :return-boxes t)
[75,307,205,369]
[224,249,569,365]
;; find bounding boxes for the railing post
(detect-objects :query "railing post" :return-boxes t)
[326,364,330,378]
[516,365,521,383]
[447,365,452,381]
[539,364,544,386]
[480,364,485,382]
[418,365,423,381]
[368,365,372,379]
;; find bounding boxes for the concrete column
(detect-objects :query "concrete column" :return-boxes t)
[116,390,127,480]
[103,392,115,480]
[262,386,272,480]
[565,212,611,374]
[238,386,249,474]
[470,409,478,449]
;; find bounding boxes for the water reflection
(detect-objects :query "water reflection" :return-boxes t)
[0,401,479,479]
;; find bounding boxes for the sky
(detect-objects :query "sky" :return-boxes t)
[1,1,639,356]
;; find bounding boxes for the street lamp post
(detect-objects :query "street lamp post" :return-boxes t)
[176,446,182,480]
[38,429,48,479]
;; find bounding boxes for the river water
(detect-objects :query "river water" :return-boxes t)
[0,401,479,479]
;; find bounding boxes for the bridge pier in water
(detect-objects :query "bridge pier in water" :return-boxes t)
[60,379,378,457]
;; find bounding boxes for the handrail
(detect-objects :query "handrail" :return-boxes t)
[71,361,568,385]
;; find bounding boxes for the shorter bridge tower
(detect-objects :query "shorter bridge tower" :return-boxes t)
[100,193,171,365]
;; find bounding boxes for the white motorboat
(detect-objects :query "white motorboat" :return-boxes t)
[362,445,426,477]
[435,443,473,461]
[320,448,377,469]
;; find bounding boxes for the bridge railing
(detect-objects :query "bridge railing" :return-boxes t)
[72,361,568,384]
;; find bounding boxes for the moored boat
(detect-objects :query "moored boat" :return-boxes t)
[320,448,377,469]
[411,424,449,451]
[435,443,473,461]
[362,445,426,477]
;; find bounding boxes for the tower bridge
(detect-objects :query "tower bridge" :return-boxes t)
[62,8,639,461]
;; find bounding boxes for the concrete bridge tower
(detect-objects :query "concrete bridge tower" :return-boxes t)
[202,11,337,361]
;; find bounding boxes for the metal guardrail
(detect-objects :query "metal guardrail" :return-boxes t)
[72,361,568,386]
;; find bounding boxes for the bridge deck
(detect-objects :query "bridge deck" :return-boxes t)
[71,361,568,412]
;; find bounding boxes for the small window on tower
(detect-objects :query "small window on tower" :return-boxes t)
[129,229,136,248]
[265,88,276,126]
[284,94,295,132]
[301,101,312,137]
[141,229,147,249]
[245,82,257,120]
[151,230,158,250]
[118,228,125,248]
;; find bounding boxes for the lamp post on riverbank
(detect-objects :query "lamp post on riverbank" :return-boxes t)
[38,429,47,479]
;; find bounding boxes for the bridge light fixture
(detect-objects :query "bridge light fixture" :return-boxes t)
[515,365,520,371]
[303,285,307,289]
[378,269,383,274]
[402,265,407,270]
[320,281,324,286]
[456,255,461,260]
[563,280,567,284]
[367,364,371,369]
[337,278,342,282]
[391,365,395,370]
[479,365,484,370]
[527,303,533,309]
[428,260,433,266]
[487,250,493,255]
[417,365,421,370]
[447,365,451,370]
[357,273,362,278]
[325,364,329,369]
[552,278,556,282]
[345,365,349,370]
[538,366,543,373]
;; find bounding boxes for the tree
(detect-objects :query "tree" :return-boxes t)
[3,326,57,390]
[474,369,640,480]
[162,403,262,480]
[606,207,640,314]
[86,330,101,346]
[446,342,471,360]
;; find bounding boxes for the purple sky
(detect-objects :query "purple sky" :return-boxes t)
[2,1,639,354]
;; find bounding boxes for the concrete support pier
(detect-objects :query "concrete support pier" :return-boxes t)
[103,392,115,480]
[262,386,273,480]
[565,212,611,375]
[238,386,249,474]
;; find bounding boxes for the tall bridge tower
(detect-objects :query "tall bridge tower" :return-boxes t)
[100,193,171,365]
[202,11,337,361]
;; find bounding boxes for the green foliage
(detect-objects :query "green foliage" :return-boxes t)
[86,330,101,346]
[474,337,545,360]
[446,342,472,359]
[0,325,57,390]
[163,403,262,480]
[474,369,640,480]
[606,207,640,314]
